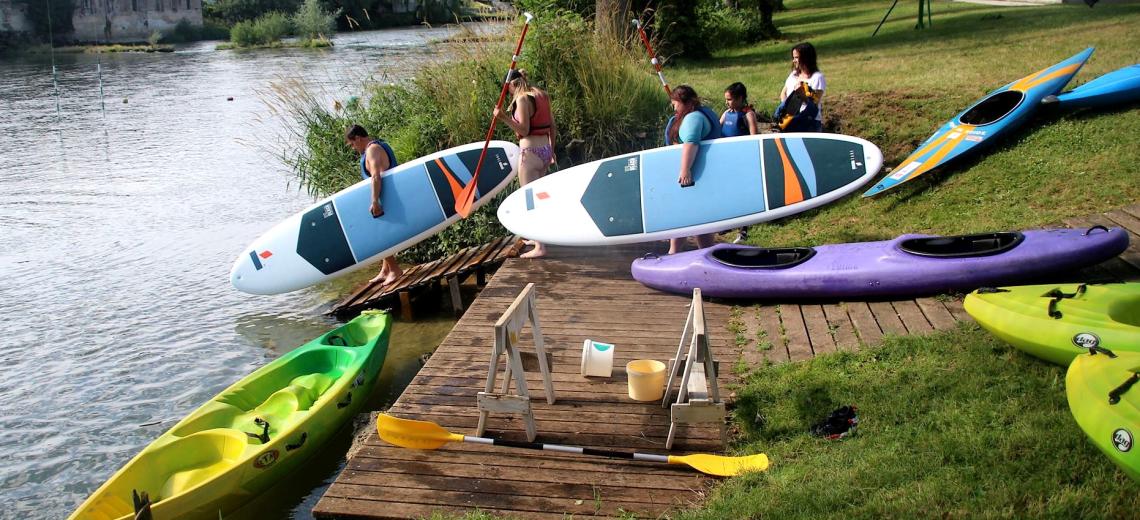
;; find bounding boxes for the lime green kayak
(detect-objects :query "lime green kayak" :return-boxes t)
[1067,350,1140,483]
[964,282,1140,366]
[69,310,392,519]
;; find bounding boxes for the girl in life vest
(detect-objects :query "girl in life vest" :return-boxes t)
[720,82,757,244]
[777,42,826,132]
[720,82,758,137]
[493,69,558,259]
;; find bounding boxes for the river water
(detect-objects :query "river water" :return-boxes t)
[0,26,477,519]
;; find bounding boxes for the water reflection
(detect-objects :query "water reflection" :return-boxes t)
[0,23,480,519]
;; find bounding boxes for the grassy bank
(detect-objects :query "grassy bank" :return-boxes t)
[683,323,1140,518]
[671,0,1140,246]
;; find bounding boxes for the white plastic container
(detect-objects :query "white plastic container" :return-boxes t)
[580,339,615,377]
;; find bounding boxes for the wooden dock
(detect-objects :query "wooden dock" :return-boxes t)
[314,203,1140,519]
[331,235,524,319]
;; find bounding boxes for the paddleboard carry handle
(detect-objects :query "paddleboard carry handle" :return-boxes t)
[1083,225,1109,235]
[1109,374,1140,405]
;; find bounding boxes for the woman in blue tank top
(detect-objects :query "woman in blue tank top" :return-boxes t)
[666,85,718,255]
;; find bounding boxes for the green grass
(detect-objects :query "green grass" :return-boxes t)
[670,0,1140,247]
[680,324,1140,518]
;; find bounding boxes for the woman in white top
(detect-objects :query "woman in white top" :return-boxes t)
[779,42,826,132]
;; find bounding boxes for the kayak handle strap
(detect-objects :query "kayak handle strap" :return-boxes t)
[1109,373,1140,405]
[1083,225,1109,236]
[247,417,271,444]
[976,287,1009,294]
[1046,284,1087,319]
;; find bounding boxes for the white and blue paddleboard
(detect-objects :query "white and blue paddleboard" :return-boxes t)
[497,133,880,246]
[231,141,519,295]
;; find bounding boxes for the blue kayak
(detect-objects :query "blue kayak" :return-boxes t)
[1045,63,1140,110]
[863,47,1093,198]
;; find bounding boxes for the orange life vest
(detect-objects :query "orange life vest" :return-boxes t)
[512,92,553,138]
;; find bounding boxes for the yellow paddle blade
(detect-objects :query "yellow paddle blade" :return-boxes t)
[668,453,770,477]
[376,414,464,450]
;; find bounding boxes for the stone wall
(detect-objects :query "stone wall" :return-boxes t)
[71,0,202,42]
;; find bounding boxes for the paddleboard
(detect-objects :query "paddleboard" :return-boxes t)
[496,133,881,246]
[1045,63,1140,110]
[863,47,1093,198]
[231,141,519,295]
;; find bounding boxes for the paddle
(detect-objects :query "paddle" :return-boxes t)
[454,12,535,218]
[376,413,770,477]
[632,19,671,96]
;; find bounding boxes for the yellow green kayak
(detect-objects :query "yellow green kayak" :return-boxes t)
[69,310,392,519]
[1067,350,1140,483]
[964,282,1140,366]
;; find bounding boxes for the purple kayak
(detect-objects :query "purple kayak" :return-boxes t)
[631,227,1129,299]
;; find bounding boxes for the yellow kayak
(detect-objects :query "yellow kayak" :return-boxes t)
[964,282,1140,366]
[1067,350,1140,483]
[69,310,392,519]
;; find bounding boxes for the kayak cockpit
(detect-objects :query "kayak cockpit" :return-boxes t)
[959,90,1025,126]
[710,247,816,269]
[900,231,1025,258]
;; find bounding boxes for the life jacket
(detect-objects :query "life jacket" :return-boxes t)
[663,106,723,146]
[775,82,820,132]
[720,106,755,137]
[360,139,399,180]
[511,92,553,138]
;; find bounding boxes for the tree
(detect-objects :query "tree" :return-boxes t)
[18,0,74,42]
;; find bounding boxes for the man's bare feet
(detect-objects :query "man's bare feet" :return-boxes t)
[368,272,386,284]
[520,246,546,259]
[383,270,402,285]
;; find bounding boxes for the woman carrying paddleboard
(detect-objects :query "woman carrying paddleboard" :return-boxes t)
[493,69,557,259]
[777,42,826,132]
[666,85,719,255]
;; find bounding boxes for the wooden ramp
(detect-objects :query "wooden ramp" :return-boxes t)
[331,236,524,319]
[315,204,1140,519]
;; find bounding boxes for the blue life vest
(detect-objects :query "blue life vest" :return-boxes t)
[663,106,723,146]
[360,139,399,180]
[720,107,754,137]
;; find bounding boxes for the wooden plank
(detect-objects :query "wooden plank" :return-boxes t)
[916,298,957,331]
[800,304,836,355]
[1103,209,1140,271]
[892,300,934,335]
[756,305,789,363]
[941,296,971,323]
[821,303,859,351]
[844,301,882,346]
[779,305,813,361]
[867,301,906,337]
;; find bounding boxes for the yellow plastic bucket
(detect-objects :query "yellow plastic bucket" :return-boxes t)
[626,359,666,401]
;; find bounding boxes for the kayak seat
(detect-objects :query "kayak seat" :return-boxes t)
[252,372,338,423]
[711,247,816,269]
[959,90,1025,126]
[170,402,247,437]
[1108,295,1140,328]
[151,430,246,500]
[900,232,1024,258]
[218,349,340,411]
